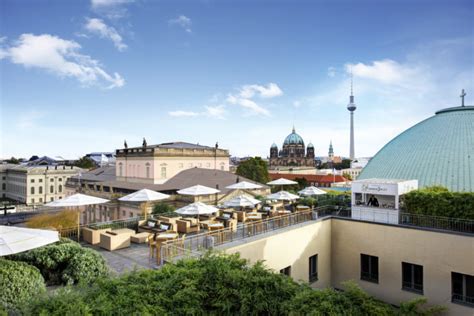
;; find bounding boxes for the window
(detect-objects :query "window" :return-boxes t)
[30,187,35,194]
[402,262,423,294]
[39,186,43,194]
[361,254,379,283]
[161,167,166,179]
[50,197,54,201]
[452,272,474,307]
[31,198,35,204]
[1,183,5,190]
[309,254,318,282]
[39,198,43,203]
[119,163,123,177]
[39,179,43,183]
[59,178,62,182]
[30,179,35,183]
[50,178,54,182]
[50,185,54,193]
[122,211,126,217]
[280,266,291,276]
[58,185,62,193]
[146,163,150,178]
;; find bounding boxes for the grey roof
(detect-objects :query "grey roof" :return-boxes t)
[95,168,268,194]
[73,165,116,182]
[124,142,215,151]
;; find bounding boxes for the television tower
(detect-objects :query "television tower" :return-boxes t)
[347,70,357,160]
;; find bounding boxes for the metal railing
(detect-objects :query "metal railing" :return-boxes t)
[160,209,322,265]
[399,213,474,234]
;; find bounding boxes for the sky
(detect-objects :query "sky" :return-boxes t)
[1,0,473,160]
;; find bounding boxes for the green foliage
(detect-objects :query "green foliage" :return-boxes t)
[152,202,175,215]
[300,197,317,207]
[0,259,46,313]
[236,157,270,184]
[5,157,20,164]
[402,186,474,220]
[398,297,446,316]
[7,239,108,286]
[29,288,92,316]
[73,156,95,169]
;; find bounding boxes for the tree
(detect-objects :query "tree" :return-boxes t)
[152,202,175,215]
[6,157,20,164]
[74,156,95,169]
[236,157,270,184]
[342,172,353,180]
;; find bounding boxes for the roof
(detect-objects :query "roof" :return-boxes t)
[359,106,474,191]
[87,168,268,194]
[75,165,116,182]
[269,173,348,183]
[353,178,415,184]
[124,142,216,151]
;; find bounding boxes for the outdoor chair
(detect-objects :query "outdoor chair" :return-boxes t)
[82,227,108,245]
[176,218,200,234]
[99,229,135,251]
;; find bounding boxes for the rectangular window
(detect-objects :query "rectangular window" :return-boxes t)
[309,254,318,282]
[280,266,291,276]
[39,179,43,183]
[50,178,54,182]
[39,198,43,203]
[31,198,35,204]
[361,254,379,283]
[402,262,423,294]
[30,179,35,183]
[452,272,474,307]
[59,178,62,182]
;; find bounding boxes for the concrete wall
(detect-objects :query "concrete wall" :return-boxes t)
[331,219,474,316]
[225,220,333,288]
[224,218,474,315]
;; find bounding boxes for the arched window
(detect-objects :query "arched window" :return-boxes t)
[50,185,54,193]
[31,187,35,194]
[146,163,150,178]
[58,185,62,193]
[39,186,43,194]
[161,167,167,179]
[119,163,123,177]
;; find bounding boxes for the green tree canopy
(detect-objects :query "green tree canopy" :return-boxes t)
[73,156,95,169]
[236,157,270,184]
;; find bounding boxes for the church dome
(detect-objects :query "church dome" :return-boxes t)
[271,143,278,148]
[307,142,314,148]
[283,127,305,146]
[358,106,474,192]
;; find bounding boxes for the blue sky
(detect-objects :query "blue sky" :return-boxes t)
[1,0,473,159]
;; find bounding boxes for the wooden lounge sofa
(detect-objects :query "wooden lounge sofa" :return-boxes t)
[138,219,175,233]
[99,228,135,251]
[82,227,108,245]
[176,218,200,234]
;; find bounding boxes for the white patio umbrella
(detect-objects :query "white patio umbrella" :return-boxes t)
[226,181,263,190]
[224,195,262,208]
[0,225,60,256]
[45,193,109,240]
[266,190,300,201]
[177,185,220,196]
[119,189,170,220]
[266,178,298,186]
[175,202,219,215]
[298,186,327,196]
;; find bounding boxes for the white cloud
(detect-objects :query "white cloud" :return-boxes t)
[327,66,336,77]
[239,83,283,99]
[90,0,134,19]
[226,95,270,116]
[169,15,192,33]
[84,18,127,51]
[168,110,199,117]
[204,105,225,119]
[346,59,421,86]
[2,33,124,89]
[17,111,44,130]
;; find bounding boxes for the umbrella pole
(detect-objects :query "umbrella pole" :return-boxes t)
[143,202,148,221]
[77,206,80,242]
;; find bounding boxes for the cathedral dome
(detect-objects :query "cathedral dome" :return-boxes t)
[283,127,304,146]
[271,142,278,148]
[358,106,474,192]
[307,142,314,148]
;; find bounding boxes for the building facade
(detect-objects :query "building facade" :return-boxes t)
[115,141,230,184]
[0,164,81,206]
[269,127,315,167]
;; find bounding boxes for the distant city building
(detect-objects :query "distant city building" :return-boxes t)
[0,164,81,206]
[115,141,230,184]
[269,127,315,167]
[268,173,349,188]
[86,152,115,166]
[347,72,357,160]
[359,102,474,191]
[24,155,77,166]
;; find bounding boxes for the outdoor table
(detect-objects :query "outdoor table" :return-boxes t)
[131,232,151,244]
[154,233,179,264]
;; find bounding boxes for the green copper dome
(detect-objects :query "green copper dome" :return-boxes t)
[283,127,304,146]
[359,106,474,192]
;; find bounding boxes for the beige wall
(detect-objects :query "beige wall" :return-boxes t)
[224,218,474,315]
[225,220,333,288]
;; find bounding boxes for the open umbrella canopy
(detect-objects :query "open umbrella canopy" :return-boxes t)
[119,189,170,202]
[226,181,263,190]
[267,178,298,186]
[0,226,59,256]
[223,195,262,208]
[45,193,109,207]
[177,185,220,196]
[298,186,327,196]
[175,202,219,215]
[266,190,300,201]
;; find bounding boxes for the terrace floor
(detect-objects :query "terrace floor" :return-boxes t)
[84,243,159,274]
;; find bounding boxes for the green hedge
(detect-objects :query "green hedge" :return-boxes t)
[25,253,443,315]
[0,259,46,312]
[402,186,474,220]
[7,238,108,286]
